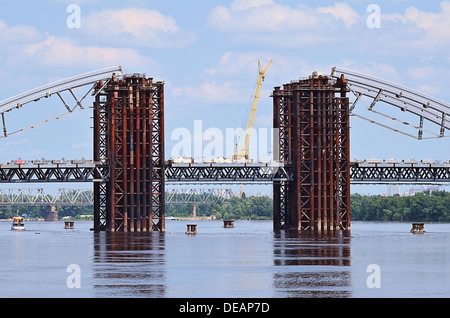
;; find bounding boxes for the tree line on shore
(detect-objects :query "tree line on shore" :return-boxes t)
[167,190,450,222]
[351,191,450,222]
[0,192,273,220]
[1,190,450,222]
[165,194,273,220]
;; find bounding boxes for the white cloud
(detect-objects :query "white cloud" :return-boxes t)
[230,0,274,11]
[317,3,361,28]
[208,2,361,34]
[209,3,320,32]
[212,51,272,76]
[22,35,156,70]
[86,8,178,34]
[384,1,450,47]
[406,66,450,96]
[0,19,41,44]
[82,8,196,48]
[338,60,400,81]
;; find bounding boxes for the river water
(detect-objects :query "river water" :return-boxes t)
[1,219,449,298]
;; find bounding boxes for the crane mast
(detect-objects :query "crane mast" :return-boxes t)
[233,59,272,160]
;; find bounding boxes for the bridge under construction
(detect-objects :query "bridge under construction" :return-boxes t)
[1,66,449,233]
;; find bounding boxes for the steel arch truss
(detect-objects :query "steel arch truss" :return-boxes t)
[332,67,450,139]
[0,66,122,138]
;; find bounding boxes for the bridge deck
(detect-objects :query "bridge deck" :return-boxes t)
[0,160,108,183]
[350,160,450,184]
[0,159,449,184]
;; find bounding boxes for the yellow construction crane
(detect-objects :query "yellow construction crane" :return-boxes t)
[233,59,273,160]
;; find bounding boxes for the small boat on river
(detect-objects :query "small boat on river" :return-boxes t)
[11,216,26,231]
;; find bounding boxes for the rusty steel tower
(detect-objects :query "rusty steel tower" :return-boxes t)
[273,72,350,232]
[93,73,165,232]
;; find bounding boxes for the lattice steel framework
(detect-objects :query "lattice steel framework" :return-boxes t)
[273,73,350,232]
[165,188,236,204]
[272,84,292,230]
[93,74,165,232]
[0,188,93,205]
[0,66,121,138]
[165,162,291,183]
[331,67,450,139]
[3,160,450,184]
[350,162,450,183]
[0,163,107,183]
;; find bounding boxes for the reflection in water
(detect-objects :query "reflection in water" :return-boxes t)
[273,230,352,297]
[93,231,166,297]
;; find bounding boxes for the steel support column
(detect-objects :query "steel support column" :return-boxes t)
[272,85,292,231]
[273,73,350,232]
[93,74,165,232]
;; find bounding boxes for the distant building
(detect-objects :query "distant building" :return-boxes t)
[387,184,401,196]
[407,185,444,196]
[386,185,445,197]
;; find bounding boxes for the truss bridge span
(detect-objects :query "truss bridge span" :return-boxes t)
[1,158,449,185]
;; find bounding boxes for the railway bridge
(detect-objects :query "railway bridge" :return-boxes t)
[0,66,449,232]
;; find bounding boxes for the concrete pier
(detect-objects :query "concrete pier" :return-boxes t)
[44,205,58,221]
[185,224,198,234]
[411,223,425,234]
[223,220,234,228]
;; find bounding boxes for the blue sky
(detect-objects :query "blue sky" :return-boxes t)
[1,0,450,194]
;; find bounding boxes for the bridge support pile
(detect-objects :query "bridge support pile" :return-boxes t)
[273,73,350,231]
[93,73,165,232]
